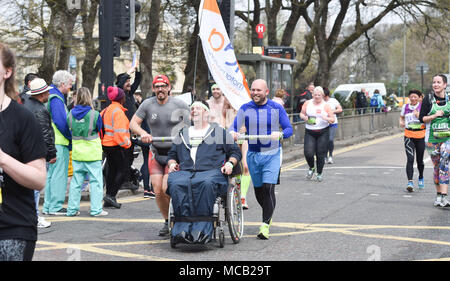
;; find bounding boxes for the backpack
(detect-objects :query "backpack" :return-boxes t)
[370,96,379,107]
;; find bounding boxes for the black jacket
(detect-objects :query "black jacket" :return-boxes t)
[168,123,242,172]
[23,96,56,161]
[293,90,312,113]
[116,71,142,121]
[356,91,368,108]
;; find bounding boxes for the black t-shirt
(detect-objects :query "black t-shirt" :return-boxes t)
[0,100,47,241]
[419,93,447,123]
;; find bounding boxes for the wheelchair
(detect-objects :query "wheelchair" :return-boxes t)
[168,174,244,248]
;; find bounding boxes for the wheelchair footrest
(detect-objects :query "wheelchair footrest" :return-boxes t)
[172,216,216,223]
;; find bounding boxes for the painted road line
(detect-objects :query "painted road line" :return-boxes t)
[36,240,177,261]
[36,219,450,260]
[281,132,403,172]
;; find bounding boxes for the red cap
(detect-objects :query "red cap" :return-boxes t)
[152,74,170,87]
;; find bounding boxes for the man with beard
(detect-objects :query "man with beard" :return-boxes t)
[130,74,190,236]
[230,79,293,240]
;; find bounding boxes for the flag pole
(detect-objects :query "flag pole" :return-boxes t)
[192,34,200,101]
[193,0,205,102]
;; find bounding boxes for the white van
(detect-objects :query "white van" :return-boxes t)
[332,83,387,101]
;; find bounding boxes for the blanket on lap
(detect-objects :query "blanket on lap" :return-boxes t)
[167,169,228,244]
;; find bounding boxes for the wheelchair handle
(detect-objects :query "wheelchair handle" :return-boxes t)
[133,136,175,143]
[237,135,277,141]
[151,136,175,142]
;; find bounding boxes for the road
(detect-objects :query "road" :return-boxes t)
[33,132,450,261]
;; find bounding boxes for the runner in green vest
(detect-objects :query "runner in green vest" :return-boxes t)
[66,87,106,217]
[419,74,450,207]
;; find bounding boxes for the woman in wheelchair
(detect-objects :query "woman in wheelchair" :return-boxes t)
[167,100,241,245]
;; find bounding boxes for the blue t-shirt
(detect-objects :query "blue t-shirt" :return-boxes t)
[230,99,293,152]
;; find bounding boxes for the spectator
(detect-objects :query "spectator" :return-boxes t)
[0,42,47,261]
[18,73,38,105]
[134,89,143,108]
[66,87,107,217]
[42,70,74,216]
[355,88,368,114]
[101,87,132,209]
[293,82,313,122]
[370,89,385,113]
[116,66,141,191]
[272,89,285,106]
[22,78,56,228]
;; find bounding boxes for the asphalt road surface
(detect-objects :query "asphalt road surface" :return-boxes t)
[33,132,450,261]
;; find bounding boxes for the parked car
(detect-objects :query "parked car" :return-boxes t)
[332,83,387,102]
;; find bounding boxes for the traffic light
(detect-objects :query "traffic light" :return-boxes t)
[113,0,141,41]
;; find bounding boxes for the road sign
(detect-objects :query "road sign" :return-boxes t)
[415,62,429,74]
[399,73,409,87]
[255,24,266,39]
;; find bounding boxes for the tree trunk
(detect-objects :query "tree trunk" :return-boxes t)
[38,2,65,83]
[134,0,161,97]
[265,0,282,46]
[81,0,100,94]
[39,0,80,83]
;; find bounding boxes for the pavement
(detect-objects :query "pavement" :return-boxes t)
[42,126,402,203]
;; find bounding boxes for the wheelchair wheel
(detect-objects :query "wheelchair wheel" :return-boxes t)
[219,229,225,248]
[226,183,244,244]
[170,236,176,249]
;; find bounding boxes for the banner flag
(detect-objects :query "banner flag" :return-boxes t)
[198,0,251,110]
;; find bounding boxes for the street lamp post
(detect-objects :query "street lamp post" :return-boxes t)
[415,62,429,93]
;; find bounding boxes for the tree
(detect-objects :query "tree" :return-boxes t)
[39,0,80,82]
[236,0,449,89]
[80,0,101,93]
[134,0,162,95]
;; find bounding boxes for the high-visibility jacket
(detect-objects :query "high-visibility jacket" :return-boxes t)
[47,93,70,146]
[100,102,131,149]
[68,109,103,162]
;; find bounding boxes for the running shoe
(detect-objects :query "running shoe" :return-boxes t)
[316,173,323,182]
[37,216,51,228]
[159,221,170,236]
[241,198,249,210]
[406,181,414,192]
[306,168,315,180]
[257,220,271,240]
[144,191,156,198]
[440,196,450,208]
[434,195,442,207]
[418,178,425,190]
[327,157,334,164]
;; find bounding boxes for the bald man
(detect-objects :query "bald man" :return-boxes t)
[230,79,293,240]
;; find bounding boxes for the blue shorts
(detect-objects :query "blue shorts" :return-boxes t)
[247,148,281,187]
